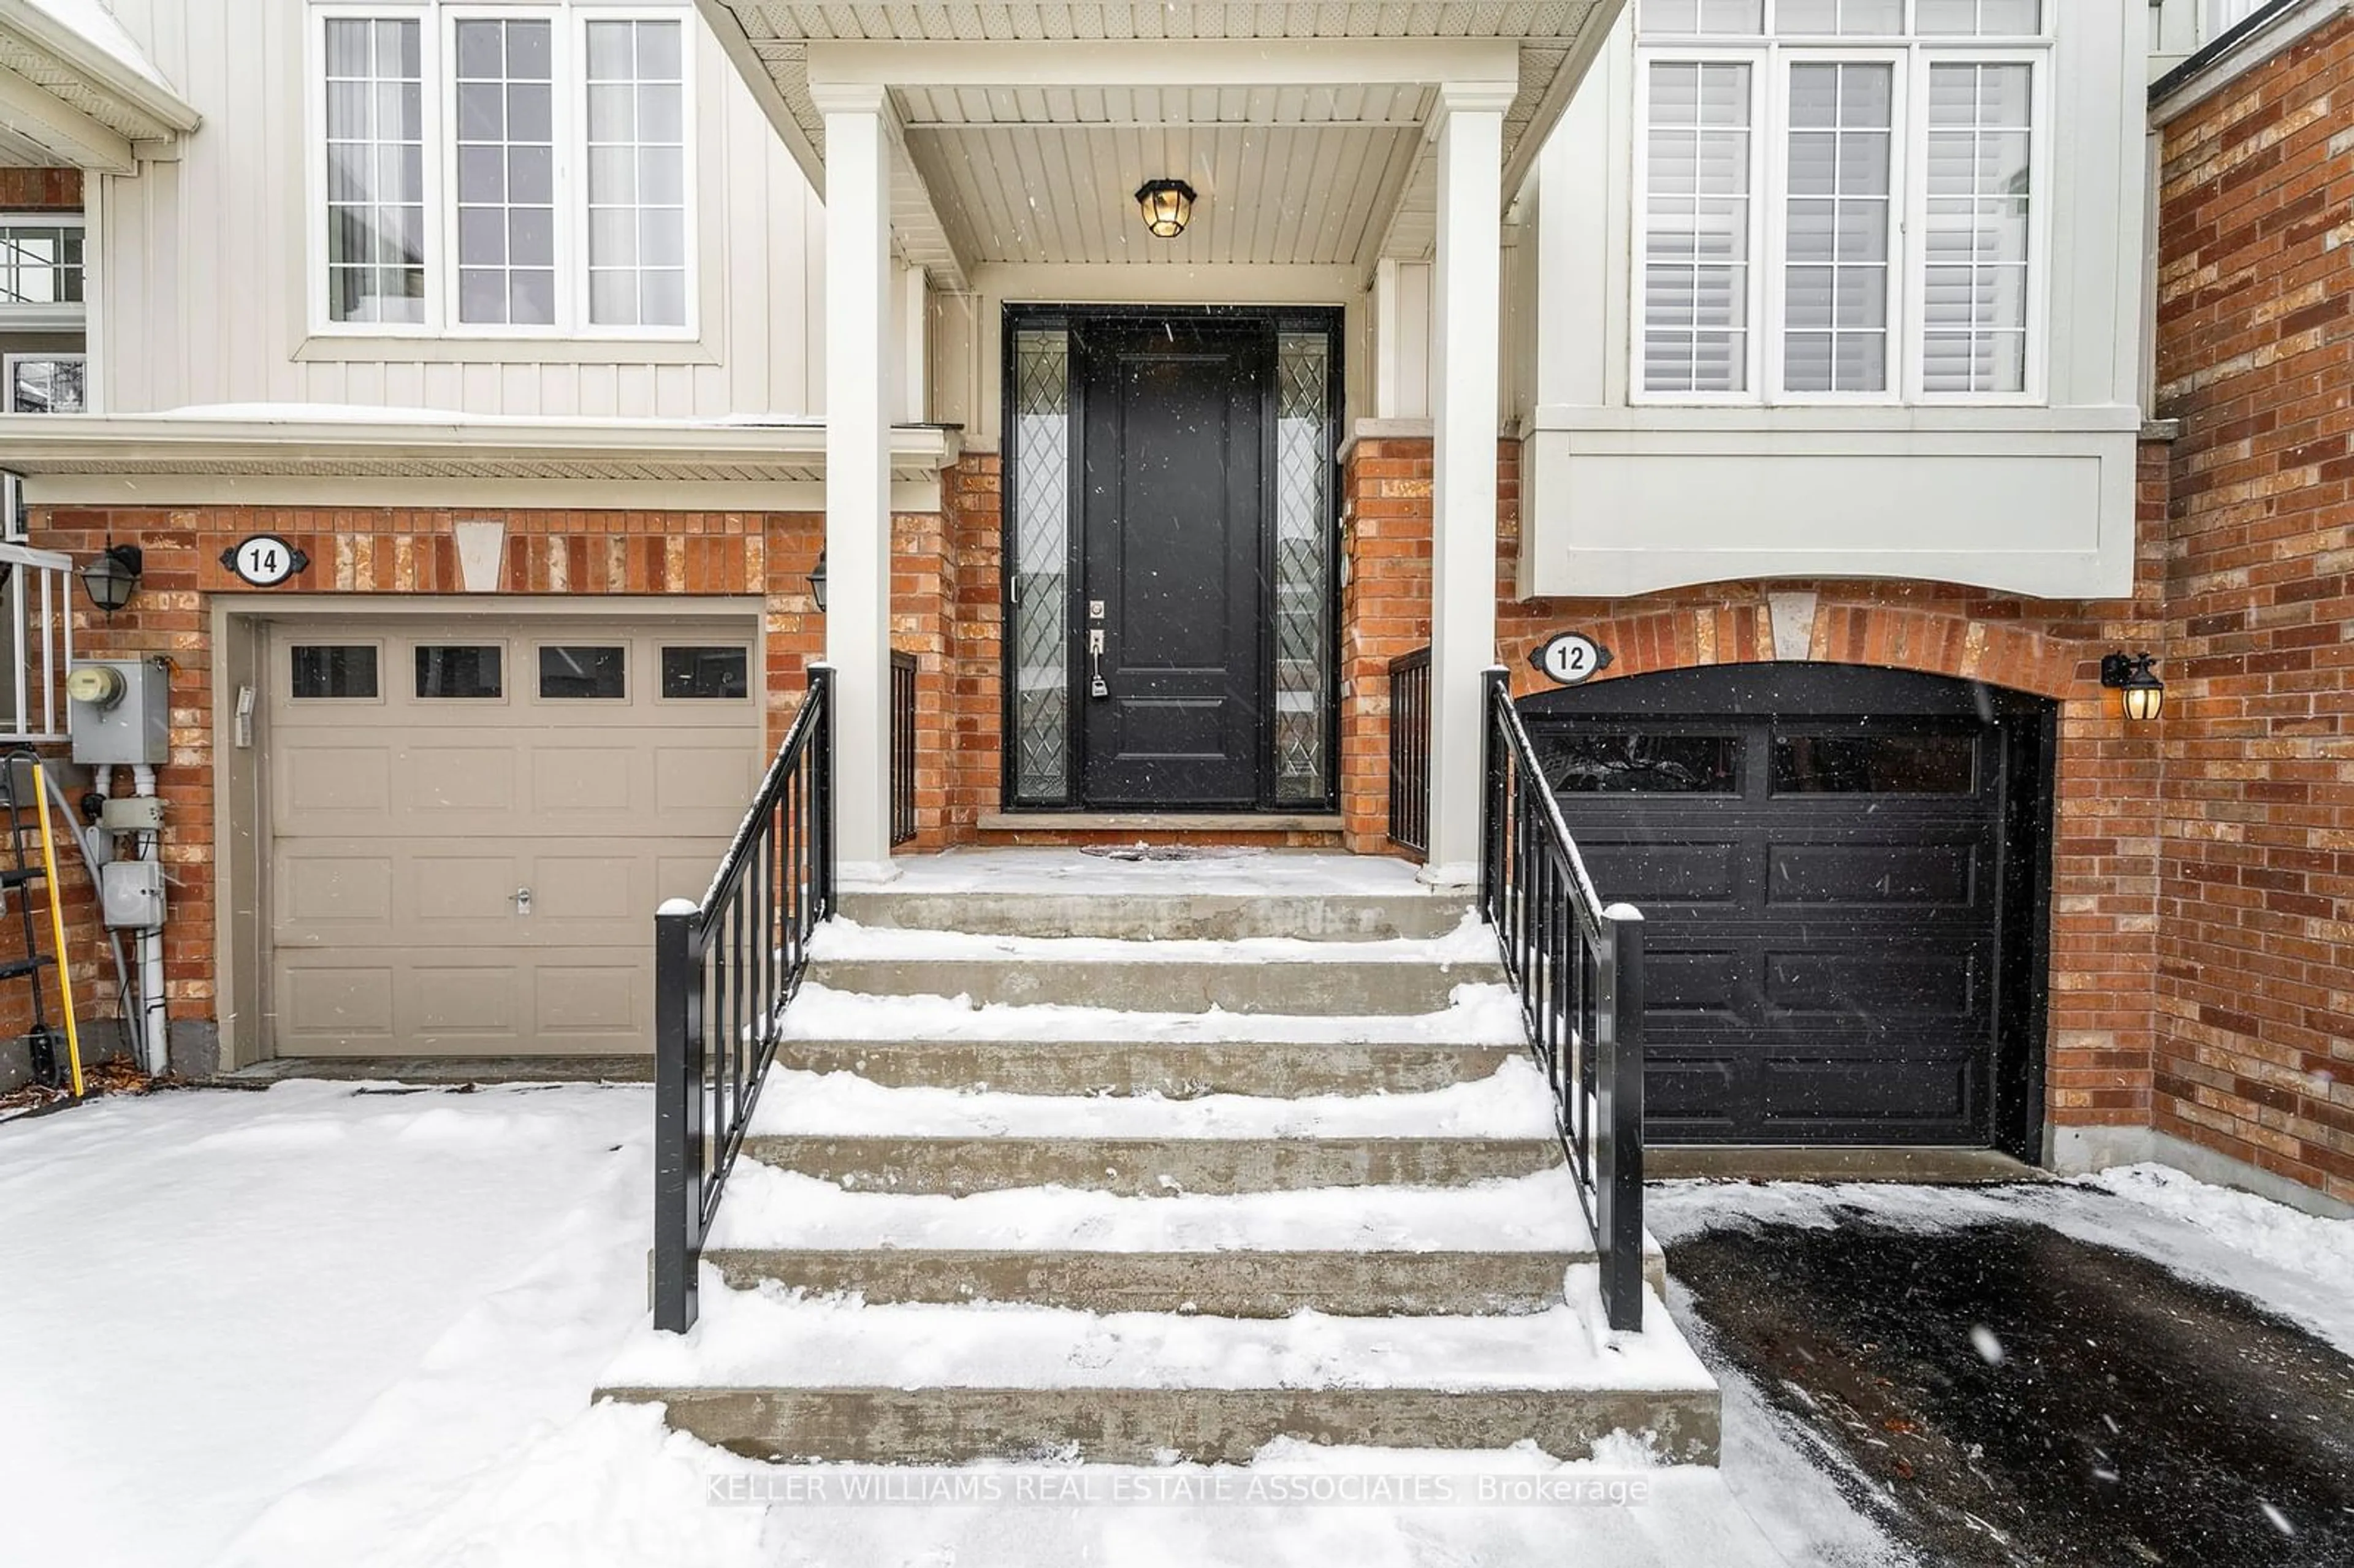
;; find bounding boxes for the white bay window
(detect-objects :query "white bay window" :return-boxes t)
[312,3,693,337]
[1636,0,2046,402]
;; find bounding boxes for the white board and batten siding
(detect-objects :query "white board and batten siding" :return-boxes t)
[1515,0,2152,603]
[88,0,837,420]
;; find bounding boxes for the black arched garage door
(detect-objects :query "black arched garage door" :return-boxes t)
[1521,665,2055,1152]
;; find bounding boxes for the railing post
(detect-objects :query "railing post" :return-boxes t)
[652,900,704,1332]
[809,663,836,918]
[1478,667,1508,924]
[1596,906,1646,1333]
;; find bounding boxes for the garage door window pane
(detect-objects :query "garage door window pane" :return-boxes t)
[1772,733,1976,793]
[1536,733,1742,794]
[661,645,748,699]
[415,644,503,698]
[291,645,379,699]
[539,645,625,698]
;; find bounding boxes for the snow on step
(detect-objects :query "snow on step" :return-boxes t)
[869,847,1437,897]
[707,1164,1598,1255]
[745,1056,1556,1140]
[807,913,1501,966]
[695,1163,1663,1316]
[603,1274,1711,1396]
[779,981,1528,1045]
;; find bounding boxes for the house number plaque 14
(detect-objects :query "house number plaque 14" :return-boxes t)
[221,535,311,588]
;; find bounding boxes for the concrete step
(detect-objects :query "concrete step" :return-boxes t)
[805,918,1503,1016]
[837,889,1467,943]
[707,1246,1585,1315]
[597,1277,1720,1465]
[699,1163,1665,1312]
[741,1058,1560,1195]
[741,1132,1563,1195]
[604,1382,1720,1466]
[772,1037,1522,1097]
[807,953,1500,1014]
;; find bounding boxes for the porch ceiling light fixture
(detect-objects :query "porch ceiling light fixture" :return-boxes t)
[1134,178,1197,240]
[807,548,827,612]
[77,543,143,616]
[2100,652,2165,725]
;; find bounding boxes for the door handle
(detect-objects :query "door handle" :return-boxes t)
[1087,629,1109,699]
[512,887,533,916]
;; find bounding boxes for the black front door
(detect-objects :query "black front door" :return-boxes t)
[1075,321,1268,808]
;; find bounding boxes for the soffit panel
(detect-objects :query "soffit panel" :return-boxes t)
[706,0,1620,272]
[906,121,1422,266]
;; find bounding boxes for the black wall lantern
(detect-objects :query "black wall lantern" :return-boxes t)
[1134,178,1196,240]
[78,542,143,615]
[807,547,828,611]
[2100,651,2165,724]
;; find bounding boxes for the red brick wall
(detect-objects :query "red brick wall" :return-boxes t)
[0,169,83,209]
[21,503,875,1064]
[2154,15,2354,1205]
[1338,435,2175,1140]
[945,456,1005,839]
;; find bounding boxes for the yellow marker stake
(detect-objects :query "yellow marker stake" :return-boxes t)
[28,761,85,1097]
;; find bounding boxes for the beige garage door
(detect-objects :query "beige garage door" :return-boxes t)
[267,617,763,1056]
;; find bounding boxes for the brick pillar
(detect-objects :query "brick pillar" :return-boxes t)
[1338,438,1435,854]
[947,455,1005,842]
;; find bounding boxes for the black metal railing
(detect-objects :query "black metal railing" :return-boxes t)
[1387,647,1432,854]
[653,664,834,1333]
[1477,668,1648,1332]
[890,650,917,848]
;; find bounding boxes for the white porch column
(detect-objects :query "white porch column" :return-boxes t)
[816,85,897,882]
[1423,82,1512,885]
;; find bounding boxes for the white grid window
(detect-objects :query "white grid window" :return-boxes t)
[313,4,695,337]
[584,20,687,327]
[1922,62,2032,392]
[323,18,425,324]
[1784,62,1894,392]
[1778,0,1904,33]
[453,18,555,325]
[1643,62,1754,394]
[0,221,85,310]
[5,354,86,414]
[2207,0,2270,36]
[1634,0,2045,402]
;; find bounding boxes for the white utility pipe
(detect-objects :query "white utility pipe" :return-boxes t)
[131,762,166,1075]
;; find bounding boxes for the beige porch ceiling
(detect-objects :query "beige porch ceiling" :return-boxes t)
[696,1,1626,284]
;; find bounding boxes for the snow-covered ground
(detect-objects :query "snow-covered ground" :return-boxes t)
[6,1081,2347,1568]
[1650,1166,2354,1358]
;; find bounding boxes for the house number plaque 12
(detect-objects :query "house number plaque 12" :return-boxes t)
[1533,632,1612,687]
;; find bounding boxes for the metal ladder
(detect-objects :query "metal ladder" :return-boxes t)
[2,750,82,1096]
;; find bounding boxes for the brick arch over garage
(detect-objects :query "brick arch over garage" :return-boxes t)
[1495,597,2087,704]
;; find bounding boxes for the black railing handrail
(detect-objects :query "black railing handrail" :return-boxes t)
[1387,647,1433,856]
[654,663,834,1333]
[889,650,918,848]
[1477,666,1648,1333]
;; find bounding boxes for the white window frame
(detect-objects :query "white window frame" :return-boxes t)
[1631,48,1772,405]
[1899,46,2049,405]
[2208,0,2271,38]
[1631,0,2053,408]
[304,1,696,341]
[569,6,699,341]
[4,351,89,414]
[441,4,571,338]
[0,212,89,331]
[1766,47,1908,406]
